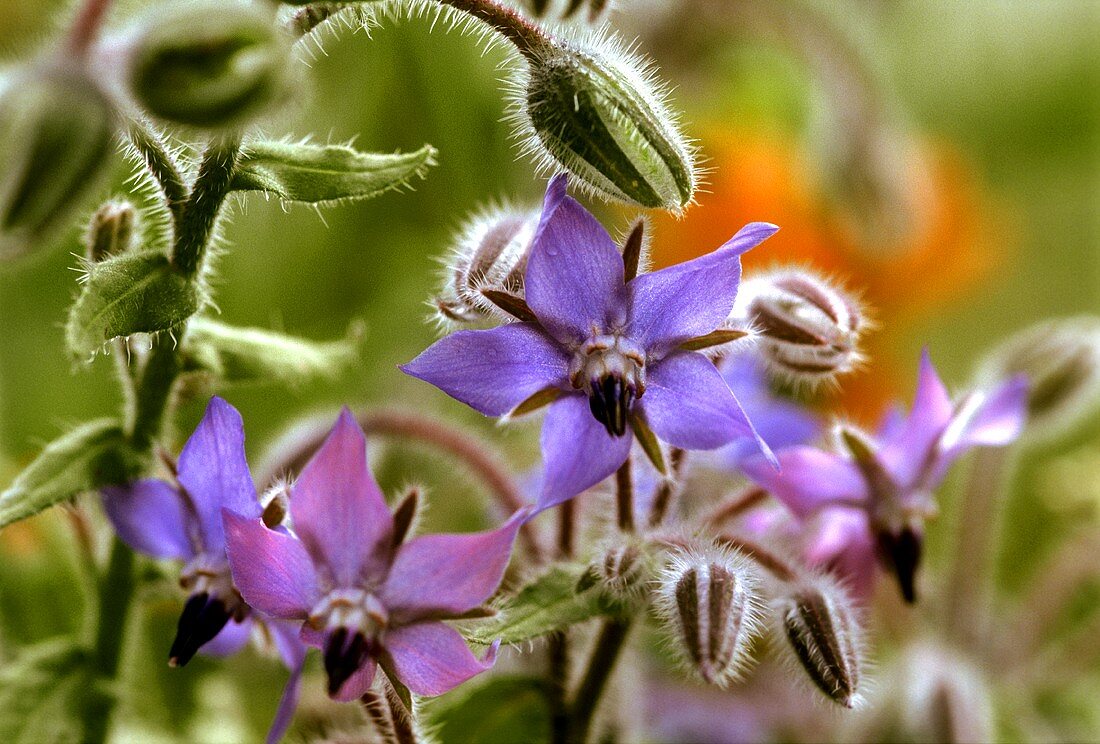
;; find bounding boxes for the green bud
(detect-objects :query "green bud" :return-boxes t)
[521,37,697,212]
[83,200,137,262]
[125,1,289,129]
[0,64,116,261]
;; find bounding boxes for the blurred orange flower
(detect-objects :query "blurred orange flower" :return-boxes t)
[650,127,1008,422]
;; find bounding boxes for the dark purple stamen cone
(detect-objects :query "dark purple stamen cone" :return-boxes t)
[169,592,232,667]
[323,627,372,697]
[588,375,634,437]
[877,526,923,603]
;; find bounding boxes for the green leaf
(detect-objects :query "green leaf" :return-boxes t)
[0,639,92,744]
[430,675,551,744]
[466,564,626,646]
[230,140,437,205]
[65,251,201,359]
[0,419,137,528]
[181,317,361,386]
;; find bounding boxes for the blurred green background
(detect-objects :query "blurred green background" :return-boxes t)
[0,0,1096,741]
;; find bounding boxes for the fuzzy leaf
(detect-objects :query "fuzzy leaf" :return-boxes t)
[430,675,551,744]
[0,639,92,744]
[465,564,626,646]
[0,419,138,528]
[181,317,361,386]
[230,141,437,205]
[66,251,201,358]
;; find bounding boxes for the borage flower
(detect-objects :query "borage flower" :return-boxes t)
[101,397,305,743]
[403,174,777,512]
[742,351,1028,602]
[223,410,526,703]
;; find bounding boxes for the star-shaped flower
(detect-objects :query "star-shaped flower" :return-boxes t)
[742,351,1028,601]
[223,410,525,702]
[403,174,777,512]
[101,397,306,744]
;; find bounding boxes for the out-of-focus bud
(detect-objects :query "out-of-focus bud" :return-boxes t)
[736,269,864,384]
[260,479,291,529]
[976,316,1100,443]
[899,641,995,744]
[655,547,760,686]
[434,206,541,325]
[777,576,865,708]
[520,36,697,212]
[125,1,289,129]
[524,0,612,26]
[83,200,137,263]
[0,64,116,261]
[584,539,654,598]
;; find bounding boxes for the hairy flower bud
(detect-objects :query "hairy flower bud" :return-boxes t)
[976,316,1100,442]
[519,35,697,211]
[585,540,654,598]
[83,200,137,263]
[777,577,865,708]
[737,269,864,383]
[434,206,541,325]
[125,1,289,129]
[0,64,115,261]
[655,548,760,686]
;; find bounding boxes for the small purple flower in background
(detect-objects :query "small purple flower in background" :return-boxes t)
[223,409,525,703]
[403,174,777,512]
[101,397,306,744]
[742,351,1028,602]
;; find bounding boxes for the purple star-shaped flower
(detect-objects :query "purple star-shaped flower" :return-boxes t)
[223,409,525,702]
[742,350,1028,602]
[403,174,777,512]
[101,396,306,744]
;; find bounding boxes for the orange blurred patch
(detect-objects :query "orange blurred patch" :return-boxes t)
[651,128,1007,422]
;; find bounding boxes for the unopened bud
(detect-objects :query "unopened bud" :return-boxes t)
[587,541,652,598]
[260,480,291,528]
[778,577,865,708]
[83,200,137,263]
[737,269,864,383]
[520,37,697,212]
[435,206,540,325]
[656,548,760,686]
[125,1,289,129]
[900,641,994,743]
[0,64,115,261]
[976,316,1100,442]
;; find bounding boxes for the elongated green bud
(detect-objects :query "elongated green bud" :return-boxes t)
[125,1,288,129]
[520,36,697,212]
[0,64,115,261]
[83,200,137,263]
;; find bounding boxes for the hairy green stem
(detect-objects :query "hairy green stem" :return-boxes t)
[128,335,184,451]
[172,133,242,277]
[431,0,553,59]
[548,502,574,744]
[126,122,188,231]
[567,619,632,743]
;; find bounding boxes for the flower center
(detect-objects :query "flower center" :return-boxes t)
[309,589,390,696]
[570,334,646,437]
[170,553,249,667]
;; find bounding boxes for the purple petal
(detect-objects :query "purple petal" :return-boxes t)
[199,616,253,657]
[332,658,378,702]
[177,397,261,553]
[639,352,774,461]
[740,447,868,518]
[223,510,321,619]
[878,350,954,488]
[536,394,632,512]
[266,659,303,744]
[266,617,309,671]
[932,374,1028,483]
[626,223,778,355]
[400,323,569,417]
[289,409,393,587]
[384,622,498,697]
[101,479,194,560]
[800,507,877,601]
[524,174,625,345]
[381,511,525,622]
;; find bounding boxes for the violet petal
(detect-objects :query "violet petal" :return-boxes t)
[101,479,194,560]
[401,323,570,417]
[384,622,498,697]
[741,447,868,519]
[198,615,253,658]
[877,350,954,488]
[933,374,1029,482]
[223,510,321,619]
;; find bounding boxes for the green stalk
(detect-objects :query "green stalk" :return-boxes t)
[172,134,242,277]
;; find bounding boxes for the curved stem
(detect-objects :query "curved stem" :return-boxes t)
[567,619,631,743]
[713,533,798,582]
[431,0,553,59]
[548,502,574,744]
[614,458,634,533]
[126,122,188,232]
[258,408,545,561]
[66,0,113,58]
[646,448,686,528]
[172,133,242,277]
[700,485,767,530]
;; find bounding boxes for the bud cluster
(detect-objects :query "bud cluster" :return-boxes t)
[434,206,541,325]
[735,268,865,384]
[654,547,761,687]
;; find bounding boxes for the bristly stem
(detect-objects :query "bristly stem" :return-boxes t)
[126,121,188,232]
[568,619,632,743]
[712,533,797,582]
[128,334,184,451]
[172,133,242,277]
[615,457,634,533]
[431,0,553,59]
[548,502,575,744]
[66,0,113,57]
[701,485,767,530]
